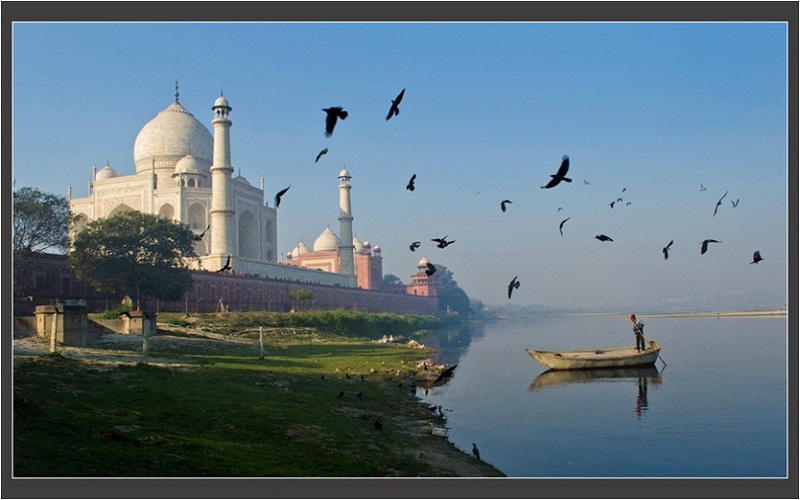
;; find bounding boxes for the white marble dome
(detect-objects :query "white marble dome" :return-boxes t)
[291,241,312,258]
[353,237,364,253]
[214,95,230,108]
[314,227,339,252]
[133,101,213,174]
[174,154,204,174]
[95,165,120,180]
[418,256,430,267]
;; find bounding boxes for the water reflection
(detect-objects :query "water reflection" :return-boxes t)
[530,366,663,419]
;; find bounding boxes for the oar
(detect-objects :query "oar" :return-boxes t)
[630,316,667,367]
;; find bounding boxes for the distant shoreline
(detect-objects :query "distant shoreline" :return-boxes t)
[616,310,788,319]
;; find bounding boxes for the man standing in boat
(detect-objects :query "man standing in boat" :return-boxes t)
[631,314,646,352]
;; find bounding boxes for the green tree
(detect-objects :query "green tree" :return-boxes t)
[13,186,74,255]
[69,211,197,310]
[289,288,312,311]
[381,274,404,289]
[431,263,472,317]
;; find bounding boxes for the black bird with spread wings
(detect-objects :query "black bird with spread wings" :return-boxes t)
[750,250,763,265]
[595,234,614,242]
[731,198,739,208]
[713,190,728,217]
[386,88,405,121]
[662,240,674,260]
[508,276,520,299]
[322,107,348,137]
[193,223,210,241]
[541,155,572,189]
[425,262,437,276]
[701,239,721,254]
[274,185,291,208]
[216,255,232,273]
[559,217,570,238]
[432,237,455,249]
[409,241,421,252]
[500,199,512,212]
[406,174,416,191]
[315,147,329,163]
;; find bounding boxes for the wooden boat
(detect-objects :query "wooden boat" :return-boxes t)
[529,365,661,392]
[525,340,661,370]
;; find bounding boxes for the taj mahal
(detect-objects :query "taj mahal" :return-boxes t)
[68,84,406,294]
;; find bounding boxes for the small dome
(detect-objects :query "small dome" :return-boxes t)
[363,240,371,248]
[95,165,120,180]
[339,166,350,178]
[214,95,230,108]
[418,256,430,267]
[291,241,312,258]
[373,245,381,253]
[234,172,250,185]
[174,154,204,175]
[314,227,339,252]
[353,237,364,253]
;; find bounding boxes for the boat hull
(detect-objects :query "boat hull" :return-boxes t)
[526,340,661,370]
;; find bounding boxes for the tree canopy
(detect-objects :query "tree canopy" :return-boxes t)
[381,274,404,289]
[430,263,472,317]
[13,186,74,255]
[69,211,198,310]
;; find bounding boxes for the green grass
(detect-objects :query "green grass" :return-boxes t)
[13,330,459,477]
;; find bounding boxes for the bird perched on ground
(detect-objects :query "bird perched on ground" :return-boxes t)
[595,234,614,242]
[274,185,291,208]
[541,155,572,189]
[216,255,232,273]
[559,217,570,238]
[713,191,728,217]
[322,106,348,137]
[750,250,763,265]
[337,389,345,399]
[374,418,384,430]
[508,276,520,299]
[386,88,405,121]
[432,237,455,249]
[425,262,437,276]
[409,241,421,252]
[500,199,512,212]
[406,174,416,191]
[315,147,329,163]
[193,223,210,241]
[472,443,481,460]
[701,239,721,255]
[662,240,674,260]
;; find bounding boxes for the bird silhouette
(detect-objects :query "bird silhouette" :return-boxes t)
[662,240,674,260]
[472,443,481,460]
[425,262,437,276]
[386,88,405,121]
[701,239,721,254]
[750,250,763,264]
[713,191,728,217]
[595,234,614,242]
[315,147,329,163]
[500,199,512,212]
[617,197,623,203]
[322,106,348,137]
[541,155,572,189]
[374,418,384,430]
[626,201,632,206]
[406,174,416,191]
[337,389,345,399]
[731,198,739,208]
[409,241,421,252]
[559,217,570,238]
[274,185,291,208]
[583,179,590,185]
[622,187,627,193]
[193,223,210,241]
[432,237,455,249]
[216,255,232,273]
[508,276,520,299]
[609,201,616,209]
[700,184,707,191]
[557,207,563,212]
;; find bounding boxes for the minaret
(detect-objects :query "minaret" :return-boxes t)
[209,93,236,270]
[338,167,356,286]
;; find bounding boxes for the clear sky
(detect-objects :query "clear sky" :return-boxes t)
[11,21,789,312]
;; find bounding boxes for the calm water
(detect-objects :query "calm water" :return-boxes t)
[414,314,788,478]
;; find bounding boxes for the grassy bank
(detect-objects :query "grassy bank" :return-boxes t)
[13,317,504,477]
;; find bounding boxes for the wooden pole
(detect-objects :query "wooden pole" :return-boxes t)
[49,309,58,354]
[630,316,666,367]
[259,326,264,359]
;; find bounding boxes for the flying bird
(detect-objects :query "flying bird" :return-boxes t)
[540,155,572,189]
[315,147,329,163]
[609,201,616,209]
[432,237,455,249]
[750,250,763,265]
[193,223,210,241]
[701,239,721,255]
[626,202,632,206]
[559,217,570,238]
[409,241,421,252]
[216,255,232,273]
[617,197,623,203]
[406,174,416,191]
[508,276,520,299]
[500,199,512,212]
[322,106,348,137]
[557,207,563,212]
[583,179,590,185]
[595,234,614,242]
[713,191,728,217]
[472,443,481,460]
[622,187,627,193]
[700,184,707,191]
[386,88,405,121]
[425,262,437,276]
[274,185,291,208]
[731,198,739,208]
[662,240,674,260]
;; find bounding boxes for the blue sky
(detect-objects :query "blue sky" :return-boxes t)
[12,21,788,311]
